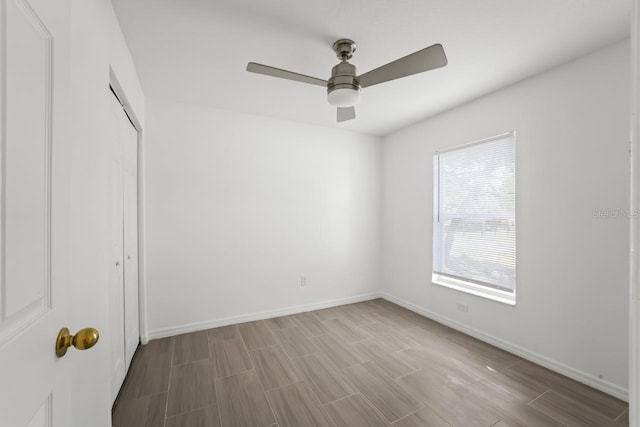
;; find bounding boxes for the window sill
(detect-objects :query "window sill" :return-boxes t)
[432,274,516,306]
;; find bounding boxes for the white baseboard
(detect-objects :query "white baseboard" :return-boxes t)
[144,292,381,341]
[380,292,629,402]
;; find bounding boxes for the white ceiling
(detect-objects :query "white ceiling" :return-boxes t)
[111,0,631,136]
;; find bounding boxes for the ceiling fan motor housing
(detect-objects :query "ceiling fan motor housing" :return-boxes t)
[327,61,361,106]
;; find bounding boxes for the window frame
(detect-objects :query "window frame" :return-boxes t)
[431,132,516,306]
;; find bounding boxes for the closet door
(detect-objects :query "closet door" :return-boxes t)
[108,93,126,403]
[122,112,139,371]
[108,89,140,403]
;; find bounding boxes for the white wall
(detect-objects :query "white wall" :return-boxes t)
[70,1,145,425]
[144,99,382,337]
[630,2,639,423]
[382,40,630,398]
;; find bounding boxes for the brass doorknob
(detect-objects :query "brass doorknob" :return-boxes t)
[55,327,99,358]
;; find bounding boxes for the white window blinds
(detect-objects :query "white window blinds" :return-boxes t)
[433,133,516,294]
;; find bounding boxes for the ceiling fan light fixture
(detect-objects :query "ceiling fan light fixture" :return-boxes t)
[327,86,361,107]
[327,60,361,107]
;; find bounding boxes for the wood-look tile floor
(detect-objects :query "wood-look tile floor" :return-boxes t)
[112,299,629,427]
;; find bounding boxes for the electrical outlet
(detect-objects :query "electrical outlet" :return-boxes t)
[300,276,307,286]
[456,303,469,313]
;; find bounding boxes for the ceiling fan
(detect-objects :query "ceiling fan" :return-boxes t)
[246,39,448,123]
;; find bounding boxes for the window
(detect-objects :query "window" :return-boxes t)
[432,132,516,305]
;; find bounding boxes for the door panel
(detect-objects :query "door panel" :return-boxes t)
[109,94,126,403]
[1,0,52,341]
[26,395,51,427]
[123,115,139,370]
[0,0,72,425]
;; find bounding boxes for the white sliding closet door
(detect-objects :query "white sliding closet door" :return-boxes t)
[108,93,125,403]
[108,90,140,403]
[122,106,139,372]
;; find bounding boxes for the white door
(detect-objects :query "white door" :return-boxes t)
[108,91,140,403]
[108,93,126,403]
[0,0,74,425]
[122,111,139,371]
